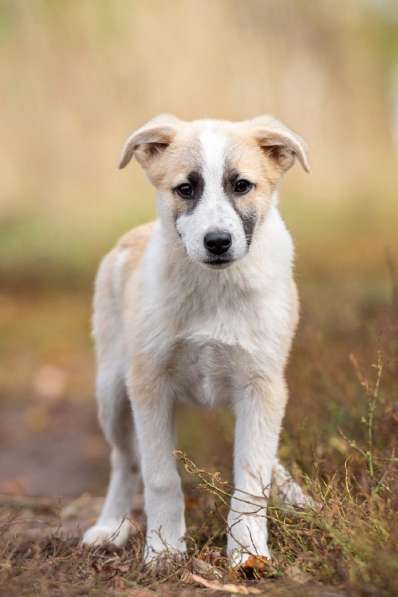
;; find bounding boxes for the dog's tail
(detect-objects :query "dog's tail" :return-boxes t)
[272,459,320,509]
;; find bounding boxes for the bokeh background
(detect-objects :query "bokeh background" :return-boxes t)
[0,0,397,503]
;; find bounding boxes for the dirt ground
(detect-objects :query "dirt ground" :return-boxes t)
[1,492,347,597]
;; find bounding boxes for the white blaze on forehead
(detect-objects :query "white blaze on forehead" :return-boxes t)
[199,127,227,189]
[176,124,248,264]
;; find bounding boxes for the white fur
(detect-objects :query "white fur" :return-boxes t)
[82,116,312,565]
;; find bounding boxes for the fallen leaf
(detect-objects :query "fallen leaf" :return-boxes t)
[61,493,92,519]
[185,495,199,509]
[188,572,261,594]
[192,556,223,579]
[241,556,269,571]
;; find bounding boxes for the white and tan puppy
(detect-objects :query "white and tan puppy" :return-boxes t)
[82,114,311,566]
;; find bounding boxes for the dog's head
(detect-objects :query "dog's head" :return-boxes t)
[119,115,309,269]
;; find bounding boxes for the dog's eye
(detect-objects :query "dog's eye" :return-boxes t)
[233,179,253,195]
[175,183,194,199]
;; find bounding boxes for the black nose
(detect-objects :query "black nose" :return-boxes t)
[204,231,232,255]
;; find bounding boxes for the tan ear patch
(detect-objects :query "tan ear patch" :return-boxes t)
[119,124,177,170]
[247,115,310,174]
[262,144,295,173]
[118,113,184,169]
[119,116,204,195]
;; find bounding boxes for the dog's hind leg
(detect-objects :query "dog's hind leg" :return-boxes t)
[82,361,140,547]
[83,253,140,548]
[272,459,319,509]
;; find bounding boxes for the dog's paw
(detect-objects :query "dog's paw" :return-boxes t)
[82,519,130,548]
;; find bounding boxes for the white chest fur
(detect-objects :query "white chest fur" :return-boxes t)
[127,206,296,405]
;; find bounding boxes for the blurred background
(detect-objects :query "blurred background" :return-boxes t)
[0,1,397,500]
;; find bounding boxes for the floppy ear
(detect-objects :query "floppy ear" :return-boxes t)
[118,114,180,169]
[250,115,310,174]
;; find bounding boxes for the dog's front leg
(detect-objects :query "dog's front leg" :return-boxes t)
[227,376,287,566]
[132,384,186,562]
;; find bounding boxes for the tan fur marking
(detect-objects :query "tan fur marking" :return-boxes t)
[145,129,200,188]
[223,133,277,227]
[116,221,155,290]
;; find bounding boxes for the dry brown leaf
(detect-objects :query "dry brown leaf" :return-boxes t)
[189,573,261,594]
[240,555,269,571]
[185,495,199,509]
[61,493,92,519]
[191,556,223,579]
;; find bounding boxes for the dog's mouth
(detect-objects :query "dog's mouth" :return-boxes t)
[203,258,234,269]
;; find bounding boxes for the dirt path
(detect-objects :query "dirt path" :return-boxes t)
[0,397,107,498]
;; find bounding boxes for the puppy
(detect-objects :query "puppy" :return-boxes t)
[82,115,310,566]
